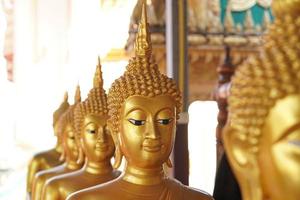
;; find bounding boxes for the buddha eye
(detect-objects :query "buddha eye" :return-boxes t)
[128,118,146,126]
[157,118,173,125]
[289,140,300,147]
[70,136,75,140]
[87,129,96,134]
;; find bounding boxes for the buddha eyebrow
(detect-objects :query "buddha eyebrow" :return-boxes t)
[156,107,174,115]
[125,108,145,117]
[85,122,96,127]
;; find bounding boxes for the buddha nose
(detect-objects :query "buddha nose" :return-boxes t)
[97,126,106,142]
[145,119,160,139]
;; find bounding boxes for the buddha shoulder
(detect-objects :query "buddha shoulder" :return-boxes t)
[31,151,49,163]
[182,186,213,200]
[29,154,43,166]
[167,178,213,200]
[67,179,122,200]
[32,149,60,163]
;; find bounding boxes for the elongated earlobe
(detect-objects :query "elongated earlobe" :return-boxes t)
[59,148,66,162]
[113,144,123,169]
[77,148,85,165]
[165,157,173,168]
[76,138,85,165]
[223,124,263,200]
[111,130,123,169]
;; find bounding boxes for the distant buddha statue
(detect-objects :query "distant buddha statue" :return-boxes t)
[131,0,165,26]
[223,1,300,200]
[41,59,121,200]
[31,86,83,200]
[26,92,69,196]
[68,3,213,200]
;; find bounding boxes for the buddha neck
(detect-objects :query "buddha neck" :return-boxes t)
[84,159,113,175]
[122,164,165,186]
[66,159,81,170]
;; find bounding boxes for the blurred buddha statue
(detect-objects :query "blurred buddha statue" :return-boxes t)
[130,0,220,31]
[31,86,83,200]
[41,59,121,200]
[223,1,300,200]
[26,92,69,196]
[131,0,165,26]
[68,3,213,200]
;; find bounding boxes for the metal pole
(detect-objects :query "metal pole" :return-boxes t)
[166,0,189,185]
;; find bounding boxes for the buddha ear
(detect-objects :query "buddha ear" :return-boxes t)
[223,123,263,200]
[223,124,249,169]
[164,157,173,168]
[59,133,66,161]
[59,147,66,162]
[113,143,123,169]
[111,131,123,169]
[76,138,85,165]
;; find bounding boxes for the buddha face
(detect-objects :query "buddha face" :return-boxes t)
[53,122,60,136]
[81,114,115,162]
[120,95,176,168]
[63,124,79,161]
[54,122,64,145]
[224,94,300,200]
[258,94,300,200]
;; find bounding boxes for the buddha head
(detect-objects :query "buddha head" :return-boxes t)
[107,3,182,169]
[223,1,300,200]
[74,58,115,164]
[52,92,70,137]
[59,85,82,163]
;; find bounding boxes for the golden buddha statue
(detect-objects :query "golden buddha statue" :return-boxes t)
[68,3,213,200]
[41,59,121,200]
[26,92,69,196]
[31,86,83,200]
[223,1,300,200]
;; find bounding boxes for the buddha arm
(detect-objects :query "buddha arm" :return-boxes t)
[32,174,47,200]
[42,181,60,200]
[27,157,42,193]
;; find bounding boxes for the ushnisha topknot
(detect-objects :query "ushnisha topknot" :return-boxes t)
[107,2,182,134]
[74,58,108,139]
[58,85,82,137]
[53,92,70,126]
[228,0,300,154]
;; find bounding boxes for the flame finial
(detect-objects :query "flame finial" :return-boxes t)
[93,56,104,88]
[53,92,70,126]
[74,85,81,104]
[63,91,68,102]
[134,1,152,57]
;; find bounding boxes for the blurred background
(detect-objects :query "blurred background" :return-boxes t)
[0,0,272,199]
